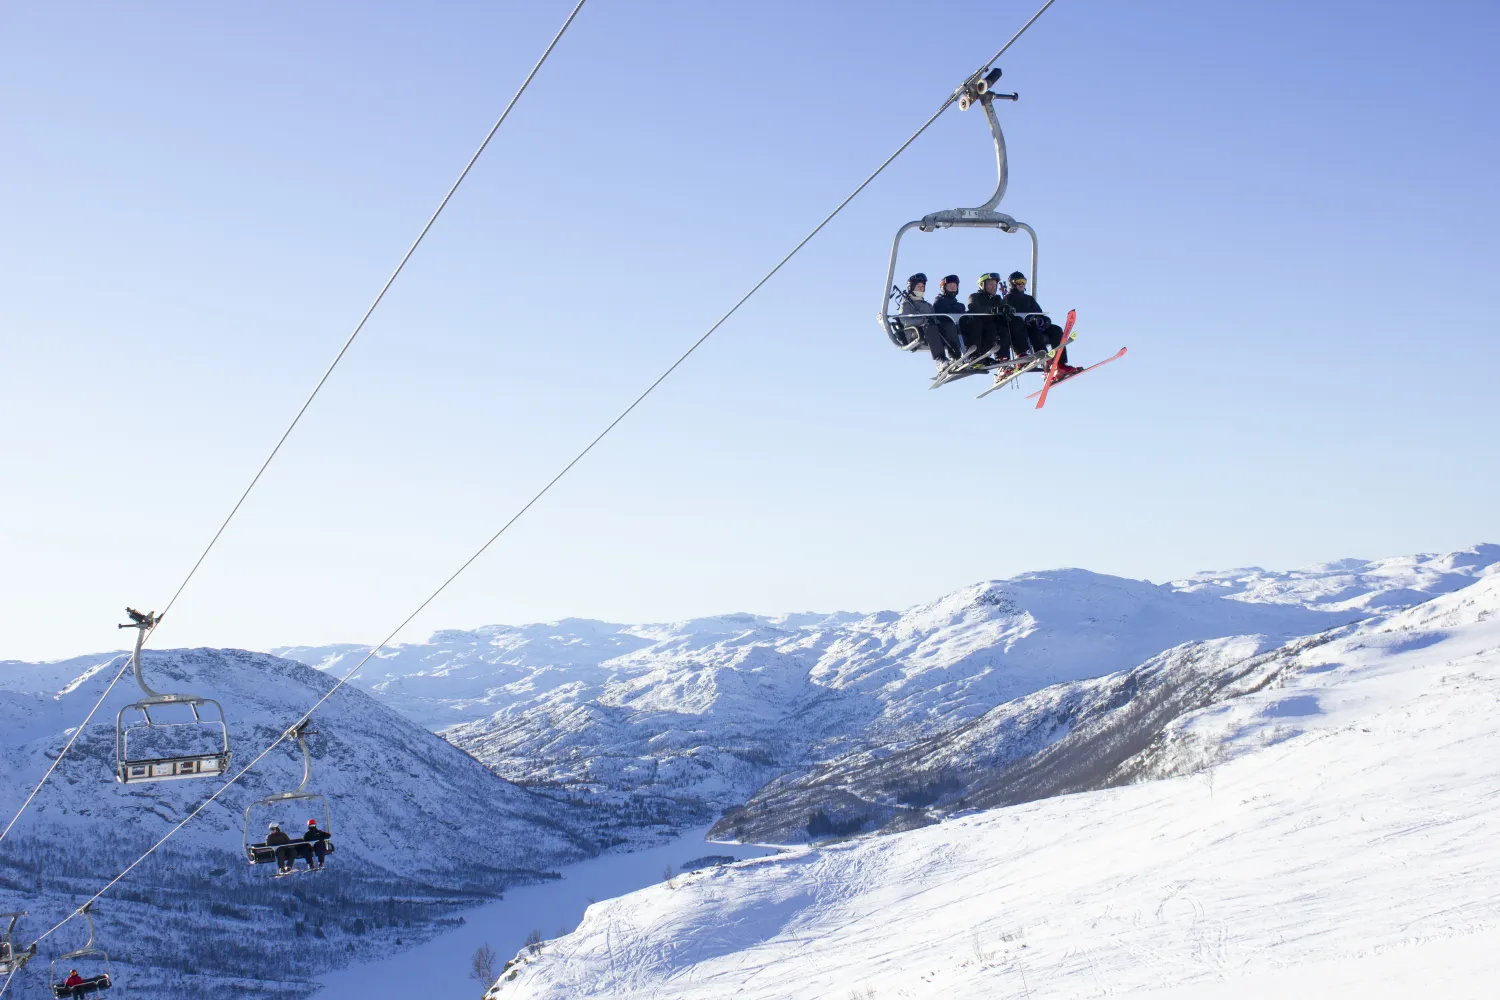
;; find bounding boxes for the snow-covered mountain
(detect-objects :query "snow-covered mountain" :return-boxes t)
[483,571,1500,999]
[436,570,1347,827]
[6,546,1493,997]
[268,548,1498,836]
[0,649,602,1000]
[1164,542,1499,612]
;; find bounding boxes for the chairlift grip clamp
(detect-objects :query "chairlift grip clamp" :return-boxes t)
[118,608,161,630]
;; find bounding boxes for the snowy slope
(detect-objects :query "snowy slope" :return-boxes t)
[0,649,601,1000]
[485,574,1500,999]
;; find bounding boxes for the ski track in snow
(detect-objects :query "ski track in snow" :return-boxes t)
[485,575,1500,999]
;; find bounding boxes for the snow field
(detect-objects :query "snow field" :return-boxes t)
[489,579,1500,998]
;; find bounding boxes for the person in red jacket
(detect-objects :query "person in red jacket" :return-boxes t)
[63,970,85,988]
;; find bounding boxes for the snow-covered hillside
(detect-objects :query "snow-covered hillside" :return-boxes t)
[0,649,601,1000]
[484,573,1500,999]
[284,569,1365,828]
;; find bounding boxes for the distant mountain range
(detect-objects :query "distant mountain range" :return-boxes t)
[276,545,1498,827]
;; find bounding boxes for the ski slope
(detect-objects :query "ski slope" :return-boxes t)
[487,575,1500,999]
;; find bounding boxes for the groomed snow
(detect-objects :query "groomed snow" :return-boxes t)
[487,576,1500,998]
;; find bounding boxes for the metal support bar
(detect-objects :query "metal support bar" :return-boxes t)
[118,609,161,700]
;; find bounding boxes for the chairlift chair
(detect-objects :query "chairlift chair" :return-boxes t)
[878,68,1040,361]
[0,911,36,976]
[243,723,335,875]
[113,608,232,784]
[48,904,111,998]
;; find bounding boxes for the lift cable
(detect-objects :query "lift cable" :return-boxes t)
[25,0,1058,949]
[0,0,590,859]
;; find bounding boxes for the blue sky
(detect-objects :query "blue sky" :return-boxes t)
[2,0,1496,659]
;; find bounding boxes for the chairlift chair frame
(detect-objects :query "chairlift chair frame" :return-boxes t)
[48,904,111,999]
[878,68,1040,354]
[113,609,232,784]
[0,910,36,976]
[243,723,334,872]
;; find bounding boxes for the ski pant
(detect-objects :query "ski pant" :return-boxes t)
[959,314,1002,358]
[310,840,328,867]
[924,317,960,360]
[1014,316,1068,364]
[275,843,314,869]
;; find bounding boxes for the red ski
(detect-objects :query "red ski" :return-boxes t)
[1025,346,1128,400]
[1033,309,1076,410]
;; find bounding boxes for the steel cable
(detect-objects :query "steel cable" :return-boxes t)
[27,0,1059,948]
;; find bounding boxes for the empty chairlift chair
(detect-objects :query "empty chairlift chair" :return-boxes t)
[0,911,37,976]
[49,904,111,998]
[113,608,232,784]
[243,722,335,876]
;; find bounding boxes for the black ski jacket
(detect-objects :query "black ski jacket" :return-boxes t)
[967,290,1008,316]
[933,292,966,315]
[266,830,291,846]
[303,827,331,843]
[1004,289,1045,315]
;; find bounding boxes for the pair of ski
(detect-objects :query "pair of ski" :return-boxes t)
[975,309,1127,407]
[273,865,325,878]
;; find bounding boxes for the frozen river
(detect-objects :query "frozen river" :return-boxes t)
[312,827,778,1000]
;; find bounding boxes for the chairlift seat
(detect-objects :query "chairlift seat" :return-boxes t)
[117,751,229,784]
[52,974,111,998]
[246,840,335,866]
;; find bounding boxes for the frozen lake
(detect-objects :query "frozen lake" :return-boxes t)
[312,827,778,1000]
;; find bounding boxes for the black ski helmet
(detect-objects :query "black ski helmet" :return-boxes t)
[941,274,960,287]
[906,272,928,289]
[1008,270,1027,284]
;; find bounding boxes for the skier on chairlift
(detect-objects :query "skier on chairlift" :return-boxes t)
[63,971,85,989]
[303,818,331,870]
[1004,271,1079,377]
[933,274,966,349]
[898,273,960,370]
[961,272,1016,363]
[265,822,296,874]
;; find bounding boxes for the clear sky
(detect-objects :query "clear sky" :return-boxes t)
[2,0,1496,660]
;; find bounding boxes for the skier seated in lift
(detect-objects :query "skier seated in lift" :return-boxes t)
[55,969,108,997]
[264,822,306,874]
[960,272,1026,364]
[1004,271,1080,376]
[933,274,966,348]
[302,818,332,869]
[897,273,960,370]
